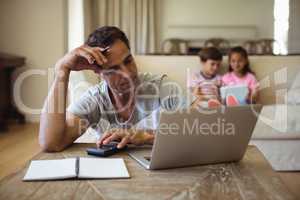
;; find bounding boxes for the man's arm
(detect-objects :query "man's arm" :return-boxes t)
[39,66,85,152]
[39,45,108,152]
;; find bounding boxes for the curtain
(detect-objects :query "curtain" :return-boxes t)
[83,0,158,54]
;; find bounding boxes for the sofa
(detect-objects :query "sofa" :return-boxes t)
[68,55,300,171]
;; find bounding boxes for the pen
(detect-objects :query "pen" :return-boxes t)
[93,46,110,69]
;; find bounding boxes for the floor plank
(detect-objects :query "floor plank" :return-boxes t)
[0,123,41,180]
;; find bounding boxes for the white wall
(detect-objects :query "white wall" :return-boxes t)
[0,0,67,122]
[158,0,274,46]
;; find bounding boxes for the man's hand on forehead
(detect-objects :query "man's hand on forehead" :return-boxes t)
[83,45,111,69]
[55,44,113,73]
[100,40,132,69]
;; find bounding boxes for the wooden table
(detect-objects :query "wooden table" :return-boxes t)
[0,144,296,200]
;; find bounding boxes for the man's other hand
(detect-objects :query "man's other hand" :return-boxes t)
[96,128,154,149]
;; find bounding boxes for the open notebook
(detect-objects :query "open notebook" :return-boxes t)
[23,157,130,181]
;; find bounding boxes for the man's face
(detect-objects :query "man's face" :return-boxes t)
[101,40,138,95]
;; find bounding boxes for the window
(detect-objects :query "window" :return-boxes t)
[68,0,84,51]
[274,0,290,55]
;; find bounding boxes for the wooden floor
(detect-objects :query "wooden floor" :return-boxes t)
[0,123,300,199]
[0,123,41,180]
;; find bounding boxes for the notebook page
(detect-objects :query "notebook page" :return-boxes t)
[23,158,77,181]
[78,158,130,179]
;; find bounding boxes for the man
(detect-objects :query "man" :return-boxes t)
[39,26,180,152]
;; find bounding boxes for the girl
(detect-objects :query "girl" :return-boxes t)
[222,47,259,104]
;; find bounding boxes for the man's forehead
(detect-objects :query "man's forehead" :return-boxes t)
[104,40,131,67]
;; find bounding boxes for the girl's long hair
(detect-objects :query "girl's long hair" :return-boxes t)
[228,46,255,75]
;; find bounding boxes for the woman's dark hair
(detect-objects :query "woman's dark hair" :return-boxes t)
[199,47,223,62]
[85,26,130,49]
[228,46,254,75]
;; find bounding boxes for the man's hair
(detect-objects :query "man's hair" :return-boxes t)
[198,47,223,62]
[85,26,130,49]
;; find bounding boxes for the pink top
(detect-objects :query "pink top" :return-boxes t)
[222,72,259,93]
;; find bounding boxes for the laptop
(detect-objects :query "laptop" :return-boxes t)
[127,105,262,170]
